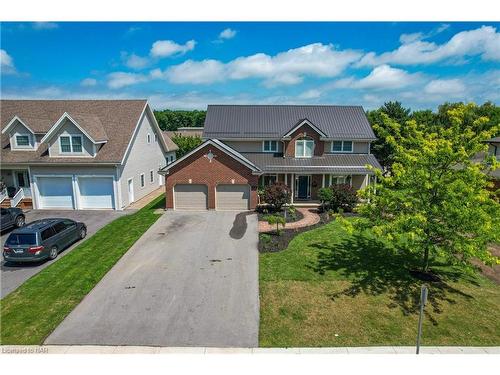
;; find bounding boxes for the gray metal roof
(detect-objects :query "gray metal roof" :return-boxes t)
[203,105,376,140]
[242,153,381,174]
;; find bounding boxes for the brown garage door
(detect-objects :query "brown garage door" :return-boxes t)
[174,184,208,210]
[216,184,250,210]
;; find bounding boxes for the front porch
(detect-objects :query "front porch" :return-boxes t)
[0,168,33,209]
[258,173,372,206]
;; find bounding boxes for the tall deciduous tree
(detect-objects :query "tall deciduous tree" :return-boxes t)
[358,103,500,272]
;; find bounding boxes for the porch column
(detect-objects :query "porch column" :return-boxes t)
[322,174,325,188]
[290,173,294,204]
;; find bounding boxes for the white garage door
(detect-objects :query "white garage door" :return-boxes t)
[216,184,250,210]
[78,177,115,209]
[37,176,74,209]
[174,184,208,210]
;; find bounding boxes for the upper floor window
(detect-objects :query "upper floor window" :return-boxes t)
[154,134,158,143]
[15,135,30,147]
[150,170,154,183]
[60,135,83,153]
[332,140,353,153]
[263,140,278,152]
[147,133,151,144]
[295,139,314,158]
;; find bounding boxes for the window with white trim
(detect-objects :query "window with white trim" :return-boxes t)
[170,155,175,163]
[263,140,278,152]
[262,175,278,186]
[150,170,154,183]
[327,175,352,186]
[147,133,151,144]
[60,135,83,153]
[15,135,30,147]
[154,134,158,143]
[295,139,314,158]
[140,173,145,188]
[331,140,353,153]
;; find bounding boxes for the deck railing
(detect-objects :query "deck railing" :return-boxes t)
[11,187,31,208]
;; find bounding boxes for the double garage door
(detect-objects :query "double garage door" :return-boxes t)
[36,176,115,210]
[173,184,250,210]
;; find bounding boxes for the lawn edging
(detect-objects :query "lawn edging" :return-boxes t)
[0,197,165,345]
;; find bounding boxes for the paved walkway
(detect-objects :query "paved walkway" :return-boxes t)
[126,187,164,210]
[2,346,499,354]
[258,208,320,233]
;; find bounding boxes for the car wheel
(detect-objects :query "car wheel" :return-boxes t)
[15,215,25,228]
[49,246,58,260]
[79,227,87,239]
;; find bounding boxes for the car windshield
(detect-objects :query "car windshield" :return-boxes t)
[6,233,37,246]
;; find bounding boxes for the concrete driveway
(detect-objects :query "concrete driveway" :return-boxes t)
[1,210,130,298]
[46,211,259,348]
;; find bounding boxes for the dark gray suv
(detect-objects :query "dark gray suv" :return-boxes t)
[3,218,87,263]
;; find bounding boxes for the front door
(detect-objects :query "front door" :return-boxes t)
[297,175,310,199]
[15,171,29,188]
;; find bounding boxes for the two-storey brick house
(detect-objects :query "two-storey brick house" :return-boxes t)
[160,105,382,210]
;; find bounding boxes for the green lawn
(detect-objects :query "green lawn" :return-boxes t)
[259,218,500,347]
[1,197,165,345]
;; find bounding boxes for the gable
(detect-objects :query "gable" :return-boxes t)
[283,119,328,138]
[48,119,95,157]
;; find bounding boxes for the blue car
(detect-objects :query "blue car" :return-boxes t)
[3,218,87,263]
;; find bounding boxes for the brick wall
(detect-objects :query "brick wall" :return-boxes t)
[164,144,259,209]
[284,124,325,157]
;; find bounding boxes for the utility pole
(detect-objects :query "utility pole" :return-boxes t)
[416,284,428,354]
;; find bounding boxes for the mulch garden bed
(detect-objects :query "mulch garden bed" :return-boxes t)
[257,208,304,224]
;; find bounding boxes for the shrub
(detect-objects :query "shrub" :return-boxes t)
[319,184,358,212]
[287,205,297,221]
[262,182,291,211]
[264,214,286,235]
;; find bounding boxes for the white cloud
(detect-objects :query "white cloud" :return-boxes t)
[162,59,226,84]
[150,40,196,58]
[423,79,466,96]
[124,53,150,69]
[219,28,237,40]
[358,25,500,66]
[107,72,147,89]
[399,32,425,44]
[32,22,59,30]
[80,78,97,87]
[334,65,421,90]
[299,89,322,99]
[155,42,362,86]
[0,49,16,74]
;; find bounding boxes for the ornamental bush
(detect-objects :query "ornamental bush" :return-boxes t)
[262,182,291,211]
[318,184,358,212]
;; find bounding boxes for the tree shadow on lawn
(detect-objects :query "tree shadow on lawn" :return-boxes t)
[308,233,479,325]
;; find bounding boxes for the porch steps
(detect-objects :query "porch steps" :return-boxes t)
[0,197,32,209]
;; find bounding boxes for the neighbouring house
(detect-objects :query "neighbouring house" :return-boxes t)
[0,100,177,210]
[159,105,381,210]
[483,136,500,190]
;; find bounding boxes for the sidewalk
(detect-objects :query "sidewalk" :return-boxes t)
[126,187,164,210]
[2,346,499,354]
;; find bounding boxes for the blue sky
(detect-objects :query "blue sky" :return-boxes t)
[1,22,499,110]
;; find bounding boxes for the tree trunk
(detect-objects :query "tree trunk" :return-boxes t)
[423,246,430,272]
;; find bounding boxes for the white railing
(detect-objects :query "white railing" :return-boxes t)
[0,188,7,204]
[11,187,31,207]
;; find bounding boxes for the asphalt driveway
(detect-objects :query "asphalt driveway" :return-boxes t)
[45,211,259,348]
[1,209,130,298]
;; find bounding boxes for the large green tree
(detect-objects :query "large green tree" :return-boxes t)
[154,109,206,131]
[171,135,203,158]
[357,103,500,273]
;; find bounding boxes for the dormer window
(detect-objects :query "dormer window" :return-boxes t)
[332,141,353,153]
[263,140,278,152]
[60,135,83,153]
[295,139,314,158]
[15,135,31,147]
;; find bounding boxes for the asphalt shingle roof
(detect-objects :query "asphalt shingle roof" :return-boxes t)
[1,99,148,164]
[242,153,381,174]
[203,105,376,140]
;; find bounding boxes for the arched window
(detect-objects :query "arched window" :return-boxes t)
[295,138,314,158]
